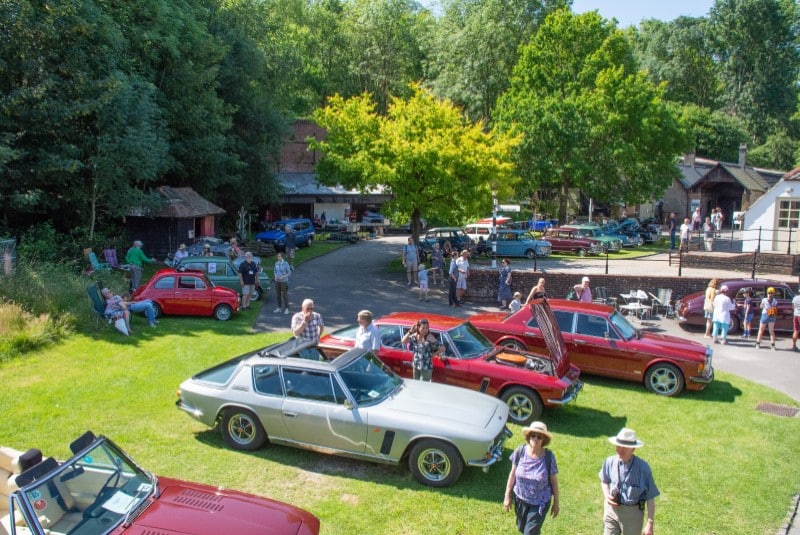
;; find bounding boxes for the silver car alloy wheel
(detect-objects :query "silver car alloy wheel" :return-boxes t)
[416,447,452,482]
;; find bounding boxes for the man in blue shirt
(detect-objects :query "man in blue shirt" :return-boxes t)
[599,428,659,535]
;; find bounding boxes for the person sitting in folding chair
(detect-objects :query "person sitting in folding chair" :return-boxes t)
[101,288,158,332]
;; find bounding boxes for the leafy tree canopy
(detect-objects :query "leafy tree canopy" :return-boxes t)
[310,84,520,238]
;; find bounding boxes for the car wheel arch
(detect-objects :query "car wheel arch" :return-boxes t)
[498,337,528,351]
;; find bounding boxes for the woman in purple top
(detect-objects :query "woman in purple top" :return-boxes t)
[574,276,593,303]
[504,422,560,534]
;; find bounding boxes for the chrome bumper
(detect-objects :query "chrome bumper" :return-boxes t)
[547,380,583,405]
[468,427,513,470]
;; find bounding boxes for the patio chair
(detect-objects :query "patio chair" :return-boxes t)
[650,288,674,318]
[87,251,110,272]
[103,248,130,270]
[593,287,617,309]
[87,284,113,331]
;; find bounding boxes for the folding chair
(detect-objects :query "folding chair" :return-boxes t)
[592,287,617,309]
[103,248,130,270]
[87,251,110,272]
[86,284,113,330]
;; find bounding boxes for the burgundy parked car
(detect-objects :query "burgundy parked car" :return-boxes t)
[320,301,582,425]
[542,227,605,256]
[676,279,797,334]
[131,268,240,320]
[469,299,713,397]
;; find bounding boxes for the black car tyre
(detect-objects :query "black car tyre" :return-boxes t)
[151,303,162,318]
[525,249,536,259]
[501,386,543,425]
[576,248,587,257]
[251,287,263,301]
[409,439,463,487]
[728,315,741,334]
[500,339,527,351]
[221,408,267,451]
[214,304,234,321]
[644,363,684,396]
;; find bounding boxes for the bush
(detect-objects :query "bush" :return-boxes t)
[0,300,72,362]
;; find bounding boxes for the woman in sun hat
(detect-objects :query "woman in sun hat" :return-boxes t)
[599,428,659,535]
[503,421,560,534]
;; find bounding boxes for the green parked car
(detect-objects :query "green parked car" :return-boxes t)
[175,256,270,301]
[561,224,624,252]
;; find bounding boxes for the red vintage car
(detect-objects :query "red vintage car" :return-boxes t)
[676,279,796,334]
[469,299,713,397]
[319,301,582,425]
[131,268,240,320]
[542,227,605,256]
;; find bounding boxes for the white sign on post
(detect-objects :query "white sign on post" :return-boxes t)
[498,204,520,212]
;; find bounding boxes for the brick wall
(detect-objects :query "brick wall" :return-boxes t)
[680,251,799,276]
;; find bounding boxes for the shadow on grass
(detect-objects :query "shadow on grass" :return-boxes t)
[190,428,509,503]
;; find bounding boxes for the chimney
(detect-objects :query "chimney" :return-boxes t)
[738,143,747,168]
[683,151,695,167]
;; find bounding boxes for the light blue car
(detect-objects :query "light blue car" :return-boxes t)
[489,230,552,258]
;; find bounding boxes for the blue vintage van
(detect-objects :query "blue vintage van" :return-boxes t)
[255,218,315,252]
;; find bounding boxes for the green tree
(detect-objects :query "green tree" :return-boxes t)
[496,9,686,222]
[428,0,568,122]
[631,17,723,109]
[309,85,520,238]
[748,130,799,170]
[709,0,800,141]
[678,104,750,162]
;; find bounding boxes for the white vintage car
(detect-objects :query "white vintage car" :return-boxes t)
[176,339,511,487]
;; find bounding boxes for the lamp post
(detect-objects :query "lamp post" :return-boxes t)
[491,181,498,269]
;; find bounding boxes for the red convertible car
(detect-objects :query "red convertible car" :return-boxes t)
[469,299,713,397]
[131,268,240,320]
[320,301,582,425]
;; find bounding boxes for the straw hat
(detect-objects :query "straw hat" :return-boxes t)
[521,421,553,441]
[608,428,644,448]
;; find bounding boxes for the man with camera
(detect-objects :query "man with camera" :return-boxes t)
[599,428,659,535]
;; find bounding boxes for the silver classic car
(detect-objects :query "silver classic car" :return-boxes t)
[176,339,511,487]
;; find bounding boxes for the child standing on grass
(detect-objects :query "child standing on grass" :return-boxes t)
[418,263,431,302]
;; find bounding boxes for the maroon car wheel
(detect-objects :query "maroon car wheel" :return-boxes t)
[644,363,684,397]
[501,387,543,425]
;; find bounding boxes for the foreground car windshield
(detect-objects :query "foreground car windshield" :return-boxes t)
[339,352,403,405]
[19,438,155,534]
[609,311,637,340]
[446,322,495,359]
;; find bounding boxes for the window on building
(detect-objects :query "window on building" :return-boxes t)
[777,200,800,229]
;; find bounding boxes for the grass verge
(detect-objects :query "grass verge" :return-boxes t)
[0,318,797,534]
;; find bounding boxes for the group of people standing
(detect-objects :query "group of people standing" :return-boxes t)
[504,422,658,535]
[668,207,725,252]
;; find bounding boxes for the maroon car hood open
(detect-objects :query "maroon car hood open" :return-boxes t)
[471,299,569,377]
[125,477,319,535]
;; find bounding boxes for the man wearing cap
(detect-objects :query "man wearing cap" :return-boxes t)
[125,240,156,291]
[574,276,592,303]
[174,244,188,263]
[599,428,659,535]
[238,251,259,310]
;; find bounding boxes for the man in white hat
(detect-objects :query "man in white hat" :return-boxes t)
[599,428,659,535]
[574,276,592,303]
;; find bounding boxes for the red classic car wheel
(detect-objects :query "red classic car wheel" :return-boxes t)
[214,304,234,321]
[644,363,685,396]
[500,339,527,351]
[501,387,543,425]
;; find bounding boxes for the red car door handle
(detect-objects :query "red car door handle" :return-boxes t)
[573,339,586,344]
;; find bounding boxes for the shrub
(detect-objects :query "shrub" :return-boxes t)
[0,300,72,362]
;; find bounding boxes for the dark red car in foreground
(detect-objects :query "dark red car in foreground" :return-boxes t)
[676,279,796,334]
[469,299,713,397]
[131,268,240,320]
[320,300,582,425]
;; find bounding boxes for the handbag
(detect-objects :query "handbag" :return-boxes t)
[703,298,713,313]
[566,290,577,301]
[114,318,129,336]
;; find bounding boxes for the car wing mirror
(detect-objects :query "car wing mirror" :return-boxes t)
[344,399,354,410]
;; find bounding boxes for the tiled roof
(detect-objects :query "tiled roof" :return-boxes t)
[128,186,226,218]
[677,156,785,193]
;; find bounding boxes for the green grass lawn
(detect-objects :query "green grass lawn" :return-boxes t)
[1,312,798,534]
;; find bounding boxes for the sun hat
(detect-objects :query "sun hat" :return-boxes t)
[521,421,552,441]
[179,244,186,250]
[719,285,729,292]
[608,428,644,448]
[582,276,590,283]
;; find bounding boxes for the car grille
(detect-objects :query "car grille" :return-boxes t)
[540,246,552,256]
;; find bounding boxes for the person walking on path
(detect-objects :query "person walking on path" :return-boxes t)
[430,242,445,286]
[273,252,291,314]
[703,278,719,338]
[712,285,736,344]
[756,287,779,350]
[285,225,297,270]
[238,252,259,311]
[703,217,714,252]
[498,258,513,309]
[574,276,592,303]
[418,263,431,301]
[692,206,702,235]
[668,213,677,250]
[599,428,659,535]
[504,421,560,535]
[741,289,754,339]
[125,240,156,291]
[447,251,460,307]
[403,237,420,285]
[792,289,800,351]
[455,249,470,305]
[291,298,324,342]
[400,318,444,381]
[679,218,692,252]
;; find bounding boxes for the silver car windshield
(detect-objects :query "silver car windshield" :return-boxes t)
[18,439,155,535]
[609,311,636,340]
[445,322,494,359]
[338,352,403,406]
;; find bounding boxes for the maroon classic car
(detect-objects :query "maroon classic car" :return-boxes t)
[542,227,605,256]
[469,299,713,397]
[131,268,240,320]
[319,302,582,425]
[677,279,797,334]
